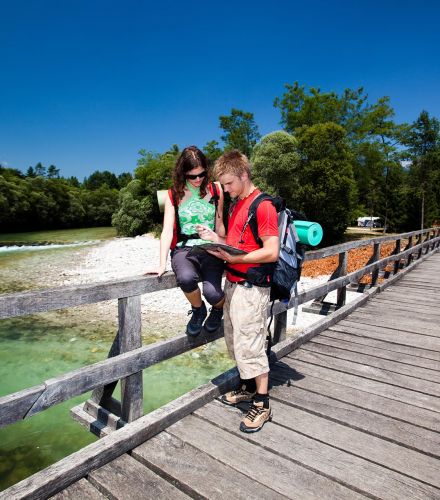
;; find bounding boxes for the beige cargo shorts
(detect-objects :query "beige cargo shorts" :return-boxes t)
[223,280,270,380]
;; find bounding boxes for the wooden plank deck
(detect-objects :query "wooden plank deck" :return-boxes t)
[46,253,440,499]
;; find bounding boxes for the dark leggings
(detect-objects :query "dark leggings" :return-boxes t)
[171,247,225,305]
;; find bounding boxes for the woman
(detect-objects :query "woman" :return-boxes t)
[157,146,225,337]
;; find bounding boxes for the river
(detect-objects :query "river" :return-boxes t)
[0,228,233,491]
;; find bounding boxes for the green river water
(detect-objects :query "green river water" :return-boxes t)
[0,228,233,491]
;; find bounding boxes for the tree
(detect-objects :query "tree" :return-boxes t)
[66,176,80,188]
[117,172,133,189]
[34,162,46,177]
[26,166,36,177]
[112,148,177,236]
[47,165,60,178]
[251,131,300,202]
[402,111,440,228]
[112,180,153,236]
[203,140,223,164]
[274,83,369,139]
[219,108,261,157]
[295,123,357,242]
[80,185,118,226]
[83,170,119,190]
[274,82,413,233]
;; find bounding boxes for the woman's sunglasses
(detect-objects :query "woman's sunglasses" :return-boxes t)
[186,171,207,180]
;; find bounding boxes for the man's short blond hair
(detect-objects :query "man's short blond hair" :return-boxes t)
[214,150,251,179]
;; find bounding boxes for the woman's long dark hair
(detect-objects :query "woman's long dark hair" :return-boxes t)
[172,146,210,200]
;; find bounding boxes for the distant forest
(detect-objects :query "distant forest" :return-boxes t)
[1,83,440,243]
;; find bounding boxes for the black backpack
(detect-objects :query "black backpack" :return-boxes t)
[231,193,306,302]
[228,193,306,356]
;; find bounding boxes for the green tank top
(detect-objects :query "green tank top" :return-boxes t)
[177,182,216,247]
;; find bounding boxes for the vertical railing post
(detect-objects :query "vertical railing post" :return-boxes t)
[424,230,431,255]
[272,310,287,346]
[336,251,347,307]
[393,238,401,274]
[417,233,423,259]
[405,236,413,267]
[428,229,435,252]
[119,295,143,422]
[90,332,120,415]
[371,242,381,286]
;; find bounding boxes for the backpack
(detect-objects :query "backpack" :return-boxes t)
[229,193,307,355]
[232,193,306,302]
[170,183,220,249]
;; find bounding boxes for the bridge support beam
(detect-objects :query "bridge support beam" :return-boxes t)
[119,295,143,423]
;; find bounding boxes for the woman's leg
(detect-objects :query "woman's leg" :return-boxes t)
[171,248,201,306]
[200,253,225,306]
[200,253,225,332]
[171,248,206,335]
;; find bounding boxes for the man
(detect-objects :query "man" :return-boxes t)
[197,150,279,432]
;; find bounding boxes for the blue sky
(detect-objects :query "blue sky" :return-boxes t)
[1,0,439,179]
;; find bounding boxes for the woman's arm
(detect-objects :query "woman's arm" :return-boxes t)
[157,195,175,276]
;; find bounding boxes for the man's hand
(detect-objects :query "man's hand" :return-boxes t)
[207,248,243,264]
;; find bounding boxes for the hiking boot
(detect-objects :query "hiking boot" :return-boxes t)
[204,307,223,333]
[186,302,207,337]
[239,400,272,433]
[220,386,256,406]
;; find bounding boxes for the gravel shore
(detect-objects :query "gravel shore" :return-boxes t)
[58,235,338,335]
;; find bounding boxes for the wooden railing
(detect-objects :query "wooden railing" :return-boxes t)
[0,227,439,433]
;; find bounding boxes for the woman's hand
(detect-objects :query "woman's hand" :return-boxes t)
[195,224,218,242]
[144,265,166,277]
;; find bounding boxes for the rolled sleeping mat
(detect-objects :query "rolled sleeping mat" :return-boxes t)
[293,220,323,246]
[157,190,168,213]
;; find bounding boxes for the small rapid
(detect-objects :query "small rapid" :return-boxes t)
[0,241,100,253]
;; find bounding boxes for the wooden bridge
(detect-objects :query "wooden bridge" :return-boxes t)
[0,228,439,499]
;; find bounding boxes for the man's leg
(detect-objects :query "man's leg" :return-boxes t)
[255,372,268,395]
[220,282,257,405]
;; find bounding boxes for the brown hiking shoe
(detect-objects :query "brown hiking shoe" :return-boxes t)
[239,400,272,433]
[220,387,256,406]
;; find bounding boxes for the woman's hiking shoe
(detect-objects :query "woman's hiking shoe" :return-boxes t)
[186,303,207,337]
[204,307,223,333]
[239,400,272,433]
[220,386,256,406]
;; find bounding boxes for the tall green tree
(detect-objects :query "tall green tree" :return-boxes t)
[112,148,177,236]
[203,140,223,164]
[83,170,119,190]
[219,108,261,157]
[402,111,440,228]
[34,162,46,177]
[47,165,60,178]
[252,126,356,243]
[274,83,369,139]
[251,131,300,202]
[295,123,357,242]
[274,82,412,233]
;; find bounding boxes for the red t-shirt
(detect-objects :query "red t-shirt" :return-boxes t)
[226,189,279,282]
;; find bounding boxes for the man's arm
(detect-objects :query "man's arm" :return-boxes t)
[208,235,279,264]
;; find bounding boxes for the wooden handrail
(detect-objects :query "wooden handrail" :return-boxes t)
[0,227,439,430]
[0,227,437,320]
